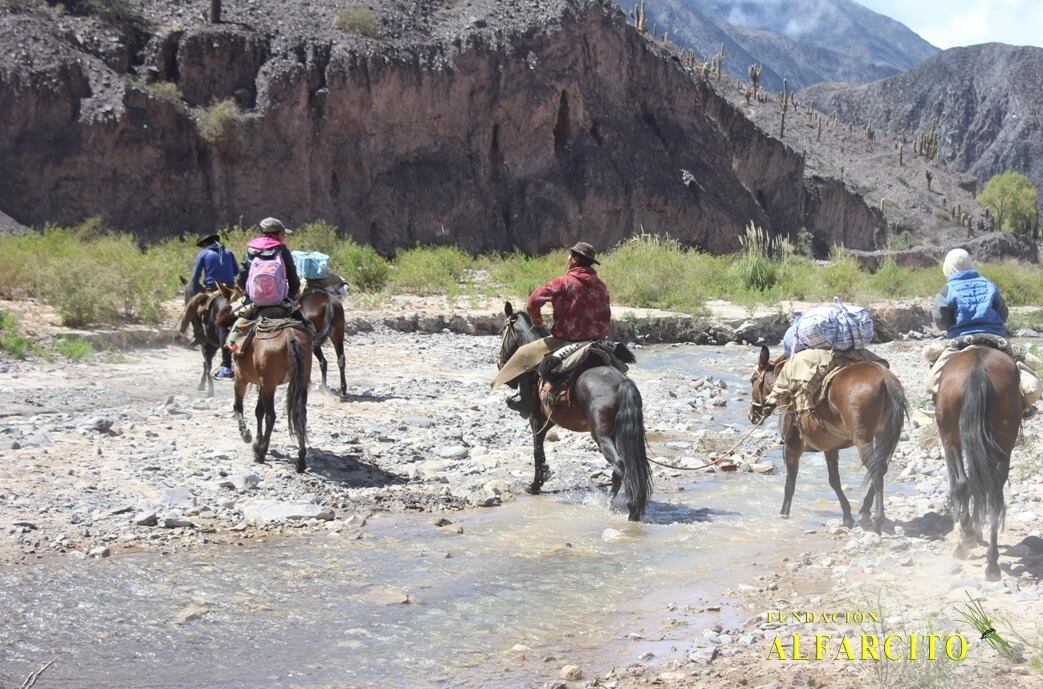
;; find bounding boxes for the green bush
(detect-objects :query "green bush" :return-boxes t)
[55,337,93,360]
[979,263,1043,307]
[333,240,390,292]
[0,311,31,359]
[336,7,379,37]
[487,251,565,300]
[194,98,245,147]
[386,245,473,295]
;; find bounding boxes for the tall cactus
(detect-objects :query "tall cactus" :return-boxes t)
[926,169,933,191]
[778,79,789,138]
[210,0,221,23]
[747,63,762,96]
[634,0,646,33]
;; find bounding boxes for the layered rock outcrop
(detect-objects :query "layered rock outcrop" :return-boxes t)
[0,1,885,253]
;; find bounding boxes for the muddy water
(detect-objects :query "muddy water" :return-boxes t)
[0,346,875,688]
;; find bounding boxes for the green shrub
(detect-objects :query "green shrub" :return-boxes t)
[386,245,473,295]
[0,311,31,359]
[336,7,379,37]
[731,253,777,292]
[194,98,245,147]
[333,239,390,292]
[979,263,1043,307]
[126,74,182,101]
[488,251,565,300]
[55,337,93,360]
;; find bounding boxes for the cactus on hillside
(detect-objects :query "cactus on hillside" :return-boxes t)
[748,63,762,96]
[865,121,875,140]
[926,169,933,191]
[778,79,789,138]
[634,0,646,33]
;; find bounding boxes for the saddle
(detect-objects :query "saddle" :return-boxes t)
[231,306,310,355]
[535,341,632,408]
[946,333,1026,362]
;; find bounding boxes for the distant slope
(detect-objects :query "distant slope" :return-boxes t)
[637,0,938,90]
[803,43,1043,193]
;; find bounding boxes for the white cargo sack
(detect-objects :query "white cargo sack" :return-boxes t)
[793,299,873,351]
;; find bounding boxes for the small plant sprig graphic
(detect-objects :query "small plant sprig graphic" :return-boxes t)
[956,592,1022,663]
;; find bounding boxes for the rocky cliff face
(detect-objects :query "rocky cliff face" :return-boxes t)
[803,43,1043,195]
[0,0,885,253]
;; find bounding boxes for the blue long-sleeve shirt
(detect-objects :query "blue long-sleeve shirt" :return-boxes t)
[188,243,239,296]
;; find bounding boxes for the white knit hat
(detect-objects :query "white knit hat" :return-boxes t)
[942,248,973,278]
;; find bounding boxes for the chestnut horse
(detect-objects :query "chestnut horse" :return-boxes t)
[218,286,313,472]
[178,286,235,397]
[496,304,651,521]
[299,288,347,397]
[935,346,1021,580]
[749,346,907,533]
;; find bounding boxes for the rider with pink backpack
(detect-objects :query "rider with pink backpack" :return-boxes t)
[226,218,309,354]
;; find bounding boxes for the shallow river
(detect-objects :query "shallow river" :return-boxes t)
[0,346,879,688]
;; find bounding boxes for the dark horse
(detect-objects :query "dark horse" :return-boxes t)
[496,303,652,521]
[218,285,313,472]
[749,346,907,533]
[179,285,235,397]
[299,288,347,397]
[936,346,1021,580]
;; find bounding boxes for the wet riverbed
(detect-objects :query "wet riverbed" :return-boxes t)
[0,345,882,688]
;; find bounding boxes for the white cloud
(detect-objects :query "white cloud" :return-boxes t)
[860,0,1043,48]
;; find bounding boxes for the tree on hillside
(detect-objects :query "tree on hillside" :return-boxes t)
[977,172,1038,235]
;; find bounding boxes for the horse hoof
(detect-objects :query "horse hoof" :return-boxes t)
[240,432,252,444]
[525,484,542,496]
[953,545,970,560]
[985,564,1001,582]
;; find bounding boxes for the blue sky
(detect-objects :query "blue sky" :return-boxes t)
[860,0,1043,48]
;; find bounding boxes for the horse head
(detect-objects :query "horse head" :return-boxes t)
[749,345,781,424]
[217,282,244,303]
[497,302,545,369]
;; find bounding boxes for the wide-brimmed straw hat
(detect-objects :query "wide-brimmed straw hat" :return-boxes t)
[569,241,599,265]
[258,217,293,235]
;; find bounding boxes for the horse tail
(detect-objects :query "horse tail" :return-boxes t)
[615,377,652,520]
[960,363,1006,528]
[286,335,308,444]
[861,372,907,492]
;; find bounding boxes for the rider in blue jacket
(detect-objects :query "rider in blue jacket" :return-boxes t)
[927,248,1038,419]
[187,233,238,297]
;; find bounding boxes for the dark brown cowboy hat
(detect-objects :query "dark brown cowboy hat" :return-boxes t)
[569,241,599,265]
[196,232,221,247]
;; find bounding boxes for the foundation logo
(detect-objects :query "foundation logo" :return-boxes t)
[764,610,968,662]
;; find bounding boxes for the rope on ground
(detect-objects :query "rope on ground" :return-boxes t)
[645,415,768,471]
[20,659,57,689]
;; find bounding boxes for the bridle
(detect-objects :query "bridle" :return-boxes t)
[749,367,774,423]
[496,314,538,369]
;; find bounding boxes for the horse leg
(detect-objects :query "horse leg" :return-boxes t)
[984,455,1010,581]
[253,395,265,459]
[200,345,214,394]
[334,335,347,398]
[525,415,551,495]
[946,446,976,559]
[234,377,251,443]
[854,440,885,534]
[313,345,328,393]
[597,435,626,506]
[780,438,804,519]
[824,449,854,528]
[254,388,276,463]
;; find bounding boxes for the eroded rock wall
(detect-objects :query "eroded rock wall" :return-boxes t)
[0,2,884,253]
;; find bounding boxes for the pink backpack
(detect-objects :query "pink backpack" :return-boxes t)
[246,252,288,306]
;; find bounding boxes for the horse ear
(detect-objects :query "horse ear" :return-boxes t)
[218,283,232,300]
[758,345,771,371]
[179,275,188,286]
[504,302,513,316]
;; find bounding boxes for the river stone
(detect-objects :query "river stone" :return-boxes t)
[219,473,261,491]
[88,545,111,558]
[155,487,196,509]
[364,587,411,605]
[133,511,158,527]
[241,500,334,523]
[436,445,469,460]
[658,671,687,682]
[173,605,210,624]
[160,517,195,529]
[750,463,774,474]
[602,528,626,542]
[559,665,583,681]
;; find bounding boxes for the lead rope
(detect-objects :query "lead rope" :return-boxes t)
[645,413,768,471]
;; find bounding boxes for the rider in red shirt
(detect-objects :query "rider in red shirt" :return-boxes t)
[502,242,611,417]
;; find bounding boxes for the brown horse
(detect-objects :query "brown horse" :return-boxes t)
[497,304,651,521]
[178,286,235,397]
[749,346,907,533]
[935,346,1021,580]
[218,285,313,472]
[299,288,347,397]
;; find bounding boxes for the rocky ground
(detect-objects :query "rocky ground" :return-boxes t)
[2,304,1043,686]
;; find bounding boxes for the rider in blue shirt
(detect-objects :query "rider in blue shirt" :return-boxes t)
[187,233,238,297]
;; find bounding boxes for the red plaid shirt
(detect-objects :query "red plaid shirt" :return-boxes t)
[526,266,611,341]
